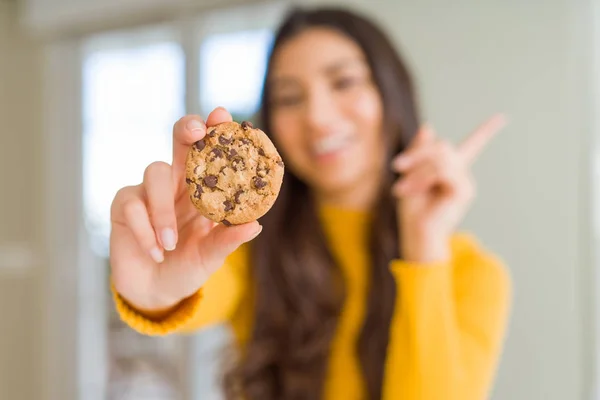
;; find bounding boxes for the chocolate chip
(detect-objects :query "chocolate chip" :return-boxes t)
[241,121,253,129]
[185,178,194,185]
[232,157,246,171]
[194,187,202,199]
[240,138,252,145]
[221,219,232,226]
[207,128,216,137]
[277,160,284,167]
[253,176,267,189]
[219,135,232,145]
[223,200,234,212]
[234,190,244,204]
[194,139,206,151]
[203,175,218,187]
[211,148,223,159]
[258,148,265,156]
[227,149,238,160]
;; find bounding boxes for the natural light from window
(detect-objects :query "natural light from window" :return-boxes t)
[199,29,273,118]
[82,41,185,256]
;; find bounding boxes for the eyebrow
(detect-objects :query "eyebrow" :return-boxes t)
[269,57,367,89]
[323,57,366,74]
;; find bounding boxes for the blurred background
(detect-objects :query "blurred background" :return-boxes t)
[0,0,598,399]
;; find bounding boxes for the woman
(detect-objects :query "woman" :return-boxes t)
[110,7,511,400]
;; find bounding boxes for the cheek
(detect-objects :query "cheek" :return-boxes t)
[346,89,385,154]
[271,112,310,173]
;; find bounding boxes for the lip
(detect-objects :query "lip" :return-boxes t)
[311,134,355,164]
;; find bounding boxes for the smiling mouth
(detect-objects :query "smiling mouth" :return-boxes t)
[312,134,354,157]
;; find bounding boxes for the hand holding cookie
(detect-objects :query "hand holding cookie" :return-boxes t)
[109,108,269,313]
[391,114,506,263]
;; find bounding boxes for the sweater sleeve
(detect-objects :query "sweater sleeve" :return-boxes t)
[112,244,250,336]
[382,233,512,400]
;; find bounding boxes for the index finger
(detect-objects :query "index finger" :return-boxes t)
[458,113,507,164]
[171,108,234,192]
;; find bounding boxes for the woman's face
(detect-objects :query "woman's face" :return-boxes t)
[269,27,385,203]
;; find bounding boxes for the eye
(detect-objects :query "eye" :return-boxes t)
[332,76,360,91]
[271,94,303,108]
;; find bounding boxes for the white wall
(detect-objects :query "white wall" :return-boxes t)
[300,1,593,399]
[0,1,44,400]
[19,0,254,37]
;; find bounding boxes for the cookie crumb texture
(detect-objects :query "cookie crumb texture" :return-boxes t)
[185,121,284,225]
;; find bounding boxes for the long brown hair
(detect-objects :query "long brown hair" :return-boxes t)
[225,7,421,400]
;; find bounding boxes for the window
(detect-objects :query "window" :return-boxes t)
[81,28,186,400]
[82,30,185,256]
[199,29,273,121]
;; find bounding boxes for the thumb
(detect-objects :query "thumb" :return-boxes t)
[198,221,262,273]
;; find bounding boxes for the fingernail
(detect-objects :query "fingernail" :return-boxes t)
[187,119,203,132]
[250,225,263,240]
[161,228,177,251]
[150,247,164,263]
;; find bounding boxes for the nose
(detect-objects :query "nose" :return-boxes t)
[303,86,340,136]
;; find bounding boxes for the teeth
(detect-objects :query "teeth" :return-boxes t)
[314,135,349,155]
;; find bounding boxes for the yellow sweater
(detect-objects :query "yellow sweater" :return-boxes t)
[113,206,511,400]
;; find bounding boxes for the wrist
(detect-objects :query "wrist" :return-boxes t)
[126,296,182,319]
[401,230,451,263]
[113,284,184,317]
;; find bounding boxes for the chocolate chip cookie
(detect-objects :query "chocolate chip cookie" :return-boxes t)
[185,121,284,225]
